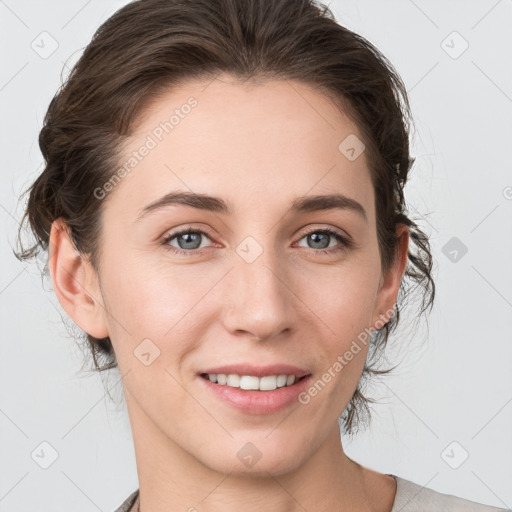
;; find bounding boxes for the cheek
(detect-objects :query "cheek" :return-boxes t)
[295,256,381,337]
[100,253,219,357]
[105,254,179,322]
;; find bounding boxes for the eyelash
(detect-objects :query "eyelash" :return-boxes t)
[161,226,354,256]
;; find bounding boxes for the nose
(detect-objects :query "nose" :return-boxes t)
[220,247,297,341]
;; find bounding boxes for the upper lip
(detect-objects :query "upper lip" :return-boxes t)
[199,364,311,379]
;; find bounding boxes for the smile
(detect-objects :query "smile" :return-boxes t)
[200,373,306,390]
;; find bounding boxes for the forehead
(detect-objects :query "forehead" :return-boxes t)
[132,74,363,152]
[107,74,374,223]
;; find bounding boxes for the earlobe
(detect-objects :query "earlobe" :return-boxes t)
[48,218,109,339]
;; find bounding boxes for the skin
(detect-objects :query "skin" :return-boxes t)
[49,73,408,512]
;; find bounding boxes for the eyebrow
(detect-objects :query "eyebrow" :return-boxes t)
[136,191,368,223]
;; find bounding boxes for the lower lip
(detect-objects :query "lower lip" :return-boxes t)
[198,374,312,415]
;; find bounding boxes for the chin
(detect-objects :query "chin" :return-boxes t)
[198,439,307,479]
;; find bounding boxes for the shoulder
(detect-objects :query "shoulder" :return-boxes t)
[113,489,139,512]
[390,475,510,512]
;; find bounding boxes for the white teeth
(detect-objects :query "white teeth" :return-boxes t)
[240,375,260,390]
[226,374,240,387]
[259,376,277,391]
[205,373,298,390]
[276,375,288,387]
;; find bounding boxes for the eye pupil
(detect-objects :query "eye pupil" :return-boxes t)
[178,232,202,250]
[308,232,330,249]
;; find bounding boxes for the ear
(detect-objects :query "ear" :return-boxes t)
[48,218,109,339]
[371,223,409,327]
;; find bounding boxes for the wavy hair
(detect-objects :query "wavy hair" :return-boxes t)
[15,0,435,437]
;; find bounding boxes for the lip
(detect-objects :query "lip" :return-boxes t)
[198,364,311,379]
[197,371,313,415]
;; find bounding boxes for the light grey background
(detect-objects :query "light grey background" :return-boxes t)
[1,1,511,511]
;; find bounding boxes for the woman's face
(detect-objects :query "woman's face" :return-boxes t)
[59,74,407,476]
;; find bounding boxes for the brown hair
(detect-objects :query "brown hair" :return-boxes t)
[15,0,435,437]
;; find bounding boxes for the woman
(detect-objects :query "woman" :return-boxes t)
[15,0,508,511]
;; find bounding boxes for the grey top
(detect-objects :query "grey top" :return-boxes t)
[113,474,510,512]
[390,475,509,511]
